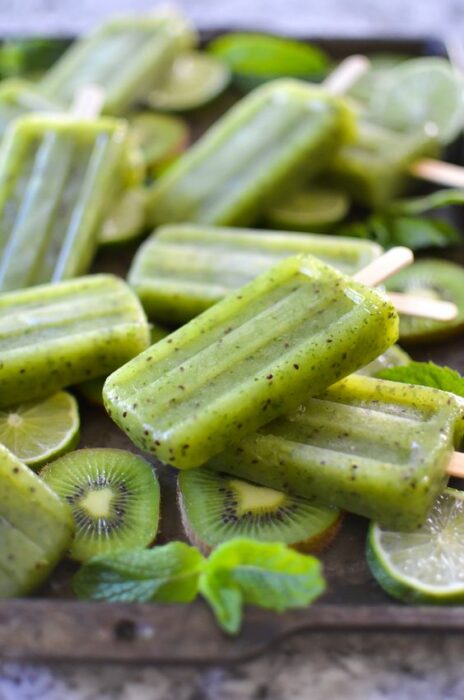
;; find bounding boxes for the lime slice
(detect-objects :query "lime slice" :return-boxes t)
[129,112,189,172]
[147,51,230,112]
[0,391,79,469]
[348,53,409,104]
[266,188,350,232]
[99,187,147,246]
[208,33,330,89]
[367,488,464,603]
[369,57,464,144]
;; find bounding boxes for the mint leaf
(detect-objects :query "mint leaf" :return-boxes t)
[199,539,325,634]
[338,214,459,250]
[386,189,464,217]
[73,542,206,603]
[378,361,464,398]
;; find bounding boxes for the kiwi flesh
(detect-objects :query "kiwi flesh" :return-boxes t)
[40,448,160,562]
[386,259,464,343]
[178,468,343,554]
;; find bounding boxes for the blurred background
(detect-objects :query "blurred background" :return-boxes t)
[0,0,462,38]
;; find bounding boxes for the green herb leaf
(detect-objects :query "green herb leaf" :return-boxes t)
[339,214,459,250]
[73,542,206,603]
[199,539,325,634]
[378,361,464,398]
[208,33,330,83]
[386,188,464,217]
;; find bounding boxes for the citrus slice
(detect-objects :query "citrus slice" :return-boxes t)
[99,187,147,246]
[266,188,350,232]
[129,112,189,172]
[369,57,464,144]
[0,391,79,469]
[147,51,230,112]
[367,488,464,603]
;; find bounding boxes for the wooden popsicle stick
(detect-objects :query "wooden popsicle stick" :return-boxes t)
[447,452,464,479]
[387,292,458,321]
[323,55,371,96]
[70,84,105,119]
[409,158,464,188]
[353,246,414,287]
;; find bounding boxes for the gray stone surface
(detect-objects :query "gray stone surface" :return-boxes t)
[1,1,464,698]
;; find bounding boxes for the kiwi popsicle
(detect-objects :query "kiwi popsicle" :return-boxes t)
[40,11,196,115]
[0,444,74,597]
[0,113,134,292]
[104,254,399,469]
[129,224,383,324]
[0,274,150,408]
[0,79,58,140]
[206,375,463,530]
[146,80,356,227]
[326,120,439,209]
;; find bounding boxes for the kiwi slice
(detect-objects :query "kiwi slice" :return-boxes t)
[178,469,343,554]
[41,448,160,562]
[386,259,464,343]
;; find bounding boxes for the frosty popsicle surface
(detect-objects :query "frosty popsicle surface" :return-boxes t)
[206,374,462,530]
[0,113,132,292]
[40,11,196,115]
[146,80,356,227]
[104,254,398,469]
[128,224,383,324]
[0,274,150,408]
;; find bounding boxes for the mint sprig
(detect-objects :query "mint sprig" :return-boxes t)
[377,361,464,398]
[340,214,459,251]
[73,539,326,634]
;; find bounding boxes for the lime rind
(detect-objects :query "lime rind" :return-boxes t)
[0,391,80,468]
[147,51,230,112]
[367,488,464,604]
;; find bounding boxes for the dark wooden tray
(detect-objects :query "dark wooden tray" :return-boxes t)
[1,34,464,666]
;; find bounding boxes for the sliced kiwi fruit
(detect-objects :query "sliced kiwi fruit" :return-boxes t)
[265,187,350,232]
[178,469,343,555]
[40,448,160,562]
[386,259,464,343]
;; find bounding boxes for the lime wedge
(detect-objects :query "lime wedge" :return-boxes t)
[147,51,230,112]
[99,187,147,246]
[0,391,79,469]
[129,112,189,173]
[369,57,464,144]
[266,188,350,232]
[209,33,330,89]
[367,488,464,603]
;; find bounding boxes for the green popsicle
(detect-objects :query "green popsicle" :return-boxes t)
[205,374,462,530]
[104,254,398,469]
[0,79,58,140]
[128,224,383,324]
[0,113,134,292]
[40,11,196,115]
[0,274,149,408]
[0,444,74,597]
[326,120,439,209]
[146,79,356,227]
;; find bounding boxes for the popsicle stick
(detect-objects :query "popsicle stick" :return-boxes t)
[323,55,371,96]
[409,158,464,188]
[70,84,105,119]
[447,452,464,479]
[387,293,458,321]
[353,246,414,287]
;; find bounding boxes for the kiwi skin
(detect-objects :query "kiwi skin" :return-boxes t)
[177,474,344,556]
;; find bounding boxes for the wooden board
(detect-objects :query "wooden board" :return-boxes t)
[1,34,464,665]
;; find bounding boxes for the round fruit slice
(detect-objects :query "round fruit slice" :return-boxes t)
[369,57,464,144]
[356,344,411,377]
[348,53,409,104]
[147,52,230,112]
[129,112,190,173]
[386,259,464,343]
[266,188,350,232]
[367,488,464,604]
[41,448,160,562]
[0,391,79,469]
[178,469,343,554]
[99,187,147,246]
